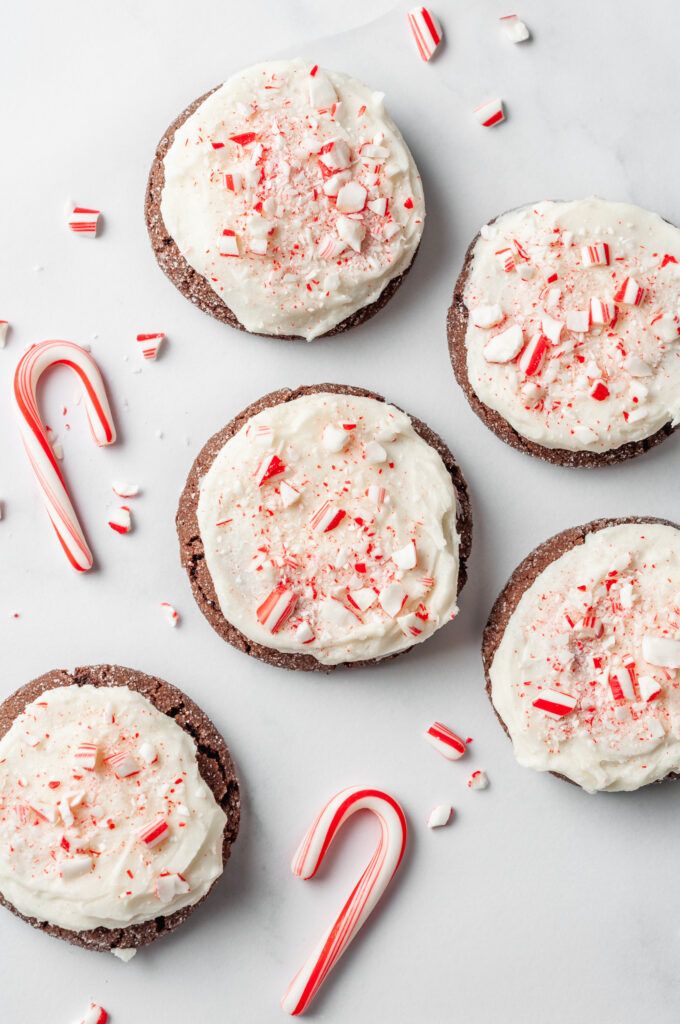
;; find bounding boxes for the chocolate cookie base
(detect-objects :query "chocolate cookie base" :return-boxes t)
[177,383,473,672]
[145,88,419,341]
[0,664,240,952]
[482,515,680,787]
[447,216,677,467]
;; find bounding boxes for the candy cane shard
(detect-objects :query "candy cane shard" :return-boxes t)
[281,786,408,1016]
[74,1002,108,1024]
[68,207,101,236]
[474,98,505,127]
[407,7,443,62]
[13,340,116,572]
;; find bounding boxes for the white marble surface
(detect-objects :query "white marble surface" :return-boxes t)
[2,2,680,1022]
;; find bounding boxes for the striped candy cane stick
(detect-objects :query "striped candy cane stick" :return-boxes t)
[13,340,116,572]
[281,787,408,1016]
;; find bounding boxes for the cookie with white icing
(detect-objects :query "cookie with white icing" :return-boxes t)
[0,665,240,951]
[177,385,472,671]
[448,199,680,466]
[146,60,424,341]
[484,517,680,792]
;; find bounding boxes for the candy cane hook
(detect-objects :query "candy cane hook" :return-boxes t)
[281,786,408,1016]
[13,340,116,572]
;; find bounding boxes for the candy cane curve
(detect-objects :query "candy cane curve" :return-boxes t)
[281,786,408,1016]
[13,340,116,572]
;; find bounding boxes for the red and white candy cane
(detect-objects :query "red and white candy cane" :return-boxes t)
[13,340,116,572]
[281,786,408,1016]
[407,7,443,62]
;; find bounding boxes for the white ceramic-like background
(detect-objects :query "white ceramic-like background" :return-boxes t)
[2,2,680,1021]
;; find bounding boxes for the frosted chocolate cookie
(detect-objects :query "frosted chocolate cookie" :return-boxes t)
[146,59,424,340]
[0,665,240,951]
[448,198,680,465]
[484,517,680,792]
[177,384,472,671]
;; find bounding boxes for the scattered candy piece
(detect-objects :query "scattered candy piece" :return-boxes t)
[471,304,504,328]
[638,675,662,701]
[483,323,524,363]
[518,333,548,376]
[310,501,346,533]
[73,1002,108,1024]
[566,310,589,333]
[532,689,577,719]
[281,786,407,1016]
[280,480,301,507]
[0,321,8,347]
[74,742,98,771]
[589,298,616,326]
[256,453,286,486]
[257,586,298,633]
[581,242,610,267]
[392,539,417,570]
[379,583,407,618]
[500,14,530,42]
[650,313,680,343]
[68,207,101,237]
[407,6,443,62]
[136,332,165,361]
[105,750,139,779]
[108,505,132,534]
[427,804,453,828]
[474,98,505,128]
[467,770,488,790]
[613,276,645,306]
[112,481,139,498]
[220,229,240,257]
[424,722,466,760]
[14,340,116,572]
[642,636,680,668]
[295,620,315,644]
[589,379,610,401]
[160,602,180,627]
[60,854,93,879]
[155,872,190,901]
[139,816,169,848]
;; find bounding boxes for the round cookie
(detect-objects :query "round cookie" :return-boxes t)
[146,59,424,341]
[177,384,472,671]
[448,198,680,466]
[484,516,680,792]
[0,664,240,952]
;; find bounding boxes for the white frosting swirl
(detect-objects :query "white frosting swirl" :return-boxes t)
[196,393,461,665]
[0,685,227,931]
[490,522,680,792]
[160,59,424,340]
[463,198,680,452]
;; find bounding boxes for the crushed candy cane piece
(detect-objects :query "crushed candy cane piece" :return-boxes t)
[108,505,132,534]
[407,6,443,62]
[589,298,616,326]
[467,770,488,790]
[589,379,610,401]
[581,242,610,267]
[160,602,180,627]
[614,276,645,306]
[74,742,98,771]
[471,304,504,328]
[638,675,662,701]
[424,722,466,760]
[474,98,505,128]
[379,583,407,618]
[257,586,298,632]
[219,229,240,257]
[392,539,417,570]
[427,804,452,829]
[139,816,169,848]
[483,323,523,363]
[308,68,337,109]
[155,872,190,901]
[310,501,346,533]
[112,481,139,498]
[105,750,139,779]
[75,1003,108,1024]
[500,14,530,42]
[336,182,367,214]
[532,689,578,719]
[0,321,8,347]
[68,207,101,236]
[651,313,680,342]
[566,310,589,333]
[280,480,301,507]
[295,620,315,644]
[137,333,165,360]
[256,453,286,486]
[322,424,350,453]
[642,636,680,668]
[518,333,548,376]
